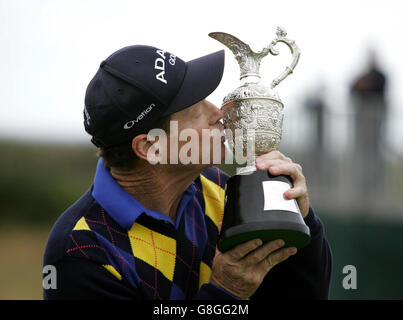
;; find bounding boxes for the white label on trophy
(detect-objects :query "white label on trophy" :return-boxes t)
[262,181,300,214]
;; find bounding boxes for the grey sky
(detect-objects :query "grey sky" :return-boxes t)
[1,0,402,153]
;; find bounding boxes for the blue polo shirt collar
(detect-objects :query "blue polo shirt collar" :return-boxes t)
[92,158,196,230]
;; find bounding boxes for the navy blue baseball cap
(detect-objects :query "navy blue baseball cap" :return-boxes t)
[84,45,225,148]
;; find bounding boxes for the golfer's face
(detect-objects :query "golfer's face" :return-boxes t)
[169,99,226,165]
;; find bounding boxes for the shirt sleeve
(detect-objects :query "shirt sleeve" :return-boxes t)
[250,206,332,300]
[193,282,237,300]
[43,257,141,300]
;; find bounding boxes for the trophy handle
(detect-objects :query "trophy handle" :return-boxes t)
[268,27,300,89]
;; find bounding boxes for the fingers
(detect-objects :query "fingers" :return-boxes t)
[256,150,292,166]
[255,152,305,191]
[242,239,285,267]
[267,162,310,217]
[226,238,263,261]
[255,159,286,172]
[256,151,311,216]
[255,246,298,275]
[255,151,307,203]
[268,162,303,182]
[211,238,298,299]
[263,162,307,198]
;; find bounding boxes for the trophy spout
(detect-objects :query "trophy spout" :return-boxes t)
[208,32,269,82]
[209,28,300,88]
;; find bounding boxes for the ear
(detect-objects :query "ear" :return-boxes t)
[131,134,151,161]
[131,134,161,163]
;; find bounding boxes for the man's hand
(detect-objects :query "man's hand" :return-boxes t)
[255,150,310,218]
[210,238,297,299]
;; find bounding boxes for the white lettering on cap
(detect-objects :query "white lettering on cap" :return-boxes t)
[84,106,91,126]
[155,49,167,84]
[123,103,156,129]
[154,49,177,84]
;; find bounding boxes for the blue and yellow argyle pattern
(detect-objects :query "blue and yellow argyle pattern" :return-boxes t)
[64,161,228,300]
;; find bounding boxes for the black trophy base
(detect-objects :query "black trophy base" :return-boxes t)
[218,211,311,253]
[218,170,311,253]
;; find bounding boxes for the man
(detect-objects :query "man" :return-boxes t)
[43,44,332,300]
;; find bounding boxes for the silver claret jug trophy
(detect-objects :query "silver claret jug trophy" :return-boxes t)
[209,27,311,252]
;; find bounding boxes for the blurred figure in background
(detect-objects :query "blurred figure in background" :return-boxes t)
[305,84,327,154]
[350,49,388,201]
[304,83,328,181]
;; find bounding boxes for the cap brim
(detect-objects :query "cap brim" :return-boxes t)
[163,49,225,116]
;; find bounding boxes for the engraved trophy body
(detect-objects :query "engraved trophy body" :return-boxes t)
[209,28,311,252]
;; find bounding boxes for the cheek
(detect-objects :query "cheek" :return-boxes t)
[167,116,221,163]
[201,130,226,163]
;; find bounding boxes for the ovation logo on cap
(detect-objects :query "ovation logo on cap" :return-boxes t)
[123,103,156,129]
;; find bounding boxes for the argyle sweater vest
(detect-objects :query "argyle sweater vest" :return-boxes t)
[43,166,234,300]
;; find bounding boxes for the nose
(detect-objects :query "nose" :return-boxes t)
[207,100,225,124]
[212,108,225,131]
[216,108,225,121]
[214,111,226,132]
